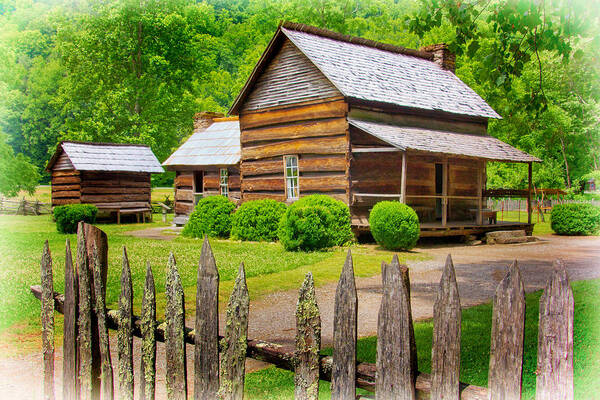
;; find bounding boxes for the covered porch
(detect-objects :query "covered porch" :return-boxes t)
[348,119,541,238]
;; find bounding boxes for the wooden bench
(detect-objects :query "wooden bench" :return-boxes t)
[469,208,498,224]
[96,202,152,224]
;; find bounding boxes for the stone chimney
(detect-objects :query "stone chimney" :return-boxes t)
[193,111,225,130]
[420,43,456,73]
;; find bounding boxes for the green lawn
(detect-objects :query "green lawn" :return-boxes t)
[245,279,600,399]
[0,214,429,353]
[3,186,174,204]
[497,209,554,235]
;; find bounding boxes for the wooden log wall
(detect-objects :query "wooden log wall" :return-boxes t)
[51,170,81,206]
[240,100,350,204]
[173,167,241,217]
[448,158,482,221]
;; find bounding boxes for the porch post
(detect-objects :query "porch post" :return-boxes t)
[527,162,533,224]
[400,151,407,203]
[477,161,483,225]
[442,161,448,227]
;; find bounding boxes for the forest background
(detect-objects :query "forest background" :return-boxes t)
[0,0,599,195]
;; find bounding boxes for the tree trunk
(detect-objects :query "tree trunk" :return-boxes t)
[559,136,571,188]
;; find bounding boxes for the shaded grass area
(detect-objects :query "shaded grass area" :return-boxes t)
[0,214,428,354]
[245,279,600,400]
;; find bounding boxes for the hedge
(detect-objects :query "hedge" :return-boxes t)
[183,196,236,238]
[369,201,420,250]
[54,204,98,234]
[551,203,600,235]
[231,199,287,242]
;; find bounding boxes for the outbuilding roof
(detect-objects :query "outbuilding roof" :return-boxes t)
[162,118,240,168]
[349,119,540,163]
[46,141,164,173]
[230,22,500,119]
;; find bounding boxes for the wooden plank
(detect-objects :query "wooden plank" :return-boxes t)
[195,237,220,400]
[528,162,533,224]
[139,262,156,400]
[174,202,194,215]
[80,180,151,189]
[52,198,81,206]
[295,272,321,400]
[376,256,416,400]
[165,253,187,400]
[300,175,348,192]
[488,261,525,400]
[242,117,347,144]
[52,170,80,177]
[241,177,282,192]
[118,247,134,400]
[175,189,194,202]
[242,135,347,161]
[53,176,82,185]
[431,255,461,400]
[240,100,347,130]
[401,151,407,203]
[95,202,150,209]
[204,176,219,189]
[228,175,241,189]
[331,251,357,399]
[81,194,150,203]
[242,192,286,202]
[77,225,94,400]
[175,174,194,187]
[219,263,249,400]
[41,240,55,400]
[63,239,78,400]
[91,242,114,400]
[52,190,81,199]
[351,147,400,153]
[536,260,574,400]
[52,184,81,192]
[82,171,150,181]
[81,186,149,195]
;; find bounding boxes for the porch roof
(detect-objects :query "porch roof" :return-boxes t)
[349,119,540,163]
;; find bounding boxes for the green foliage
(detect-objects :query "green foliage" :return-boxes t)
[288,195,354,246]
[53,204,98,234]
[369,202,420,250]
[182,195,235,238]
[0,132,39,197]
[278,205,336,251]
[231,199,287,242]
[551,203,600,235]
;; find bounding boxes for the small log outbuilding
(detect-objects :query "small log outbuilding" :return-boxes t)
[229,22,541,237]
[46,141,164,222]
[162,114,241,223]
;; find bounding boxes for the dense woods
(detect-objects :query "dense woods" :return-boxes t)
[0,0,598,193]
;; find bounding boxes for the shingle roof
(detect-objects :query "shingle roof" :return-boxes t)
[162,119,240,168]
[349,119,540,163]
[282,27,500,119]
[48,141,164,173]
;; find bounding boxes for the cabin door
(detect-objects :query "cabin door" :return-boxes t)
[193,171,204,205]
[435,163,444,219]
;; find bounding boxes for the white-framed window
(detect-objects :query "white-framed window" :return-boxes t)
[220,168,229,196]
[284,155,299,200]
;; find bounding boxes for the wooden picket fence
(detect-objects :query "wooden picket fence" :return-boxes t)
[31,222,574,400]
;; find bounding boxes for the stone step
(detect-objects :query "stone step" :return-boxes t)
[495,236,529,244]
[486,230,527,240]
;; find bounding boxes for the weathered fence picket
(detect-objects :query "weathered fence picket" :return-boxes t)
[431,255,461,400]
[295,272,321,400]
[165,253,187,400]
[118,247,134,400]
[63,239,78,400]
[32,224,578,400]
[536,261,574,400]
[331,250,357,400]
[219,263,250,400]
[194,237,220,400]
[139,262,157,400]
[488,261,526,400]
[41,240,55,400]
[376,256,416,400]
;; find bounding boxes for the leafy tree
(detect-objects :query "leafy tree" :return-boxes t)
[0,132,39,197]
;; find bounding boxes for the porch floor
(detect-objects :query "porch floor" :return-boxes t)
[352,219,534,237]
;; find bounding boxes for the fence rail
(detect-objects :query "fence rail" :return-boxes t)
[32,223,574,400]
[0,197,52,215]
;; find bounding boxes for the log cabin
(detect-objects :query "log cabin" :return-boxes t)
[162,113,241,225]
[229,22,541,237]
[46,141,164,223]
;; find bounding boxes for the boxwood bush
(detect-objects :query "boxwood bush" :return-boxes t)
[277,194,353,251]
[231,199,287,242]
[551,203,600,235]
[369,201,420,250]
[183,196,236,238]
[54,204,98,234]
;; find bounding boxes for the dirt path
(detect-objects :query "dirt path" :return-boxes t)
[2,235,599,399]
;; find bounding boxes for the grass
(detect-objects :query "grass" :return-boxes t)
[3,186,174,204]
[497,209,553,235]
[0,213,428,354]
[245,279,600,399]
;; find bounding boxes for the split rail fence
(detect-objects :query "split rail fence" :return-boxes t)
[0,197,52,215]
[32,222,574,400]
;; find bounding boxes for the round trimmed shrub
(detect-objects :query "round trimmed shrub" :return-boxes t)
[278,205,335,251]
[231,199,287,242]
[289,195,353,246]
[369,201,420,250]
[183,196,236,238]
[551,203,600,235]
[54,204,98,234]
